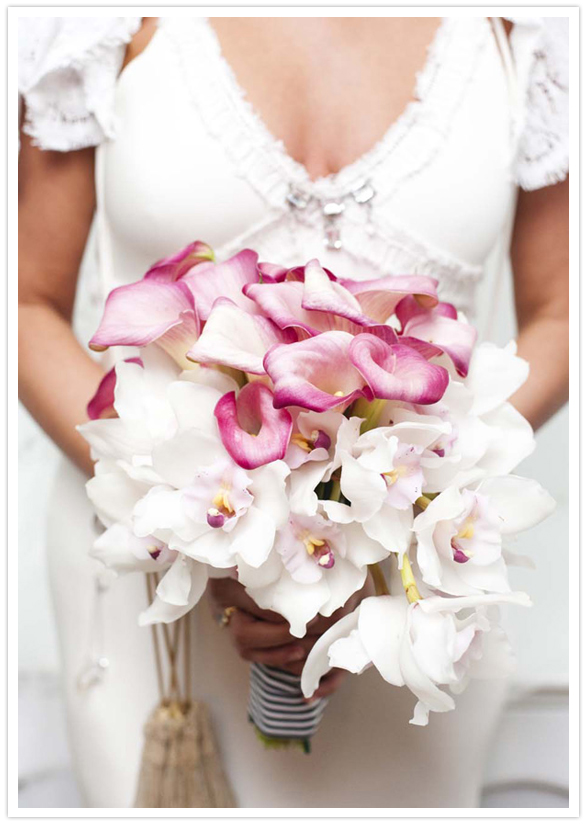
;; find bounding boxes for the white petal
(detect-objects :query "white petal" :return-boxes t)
[86,467,152,527]
[151,430,223,489]
[230,505,276,567]
[301,609,360,697]
[477,475,556,535]
[363,504,413,556]
[357,596,406,685]
[339,452,387,521]
[156,554,192,606]
[247,573,329,638]
[167,380,223,436]
[139,560,208,625]
[466,341,529,415]
[328,630,371,674]
[132,486,203,542]
[343,522,390,567]
[419,591,533,614]
[91,524,161,573]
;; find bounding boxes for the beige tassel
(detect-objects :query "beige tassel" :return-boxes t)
[133,574,236,808]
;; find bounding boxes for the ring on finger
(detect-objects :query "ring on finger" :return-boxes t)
[218,605,237,628]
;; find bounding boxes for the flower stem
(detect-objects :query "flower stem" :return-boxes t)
[416,495,433,510]
[400,554,422,603]
[329,477,341,502]
[369,563,390,596]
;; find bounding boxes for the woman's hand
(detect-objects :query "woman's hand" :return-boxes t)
[207,574,375,699]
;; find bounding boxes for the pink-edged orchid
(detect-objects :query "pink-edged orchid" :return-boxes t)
[237,518,387,637]
[214,382,293,470]
[186,297,295,374]
[86,357,143,420]
[264,331,373,412]
[144,240,215,282]
[414,477,556,596]
[89,279,199,369]
[301,591,531,724]
[349,334,449,405]
[341,275,439,322]
[397,296,477,377]
[183,248,260,321]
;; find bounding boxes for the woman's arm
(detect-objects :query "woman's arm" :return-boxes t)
[18,131,104,476]
[509,178,569,429]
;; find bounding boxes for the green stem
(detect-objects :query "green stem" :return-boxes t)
[400,554,422,603]
[329,478,341,502]
[369,563,390,596]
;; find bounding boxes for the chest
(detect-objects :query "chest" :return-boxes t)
[207,17,443,180]
[98,15,516,314]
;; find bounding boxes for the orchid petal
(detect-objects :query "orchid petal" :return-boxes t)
[301,610,361,697]
[265,331,372,412]
[214,383,293,469]
[186,298,293,374]
[466,341,530,415]
[349,334,449,404]
[358,596,407,685]
[139,558,208,625]
[476,475,556,535]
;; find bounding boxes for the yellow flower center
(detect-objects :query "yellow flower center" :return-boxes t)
[383,465,408,485]
[290,432,313,453]
[212,484,234,515]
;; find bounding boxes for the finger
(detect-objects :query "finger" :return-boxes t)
[230,610,296,649]
[245,643,307,668]
[303,668,348,701]
[208,577,283,622]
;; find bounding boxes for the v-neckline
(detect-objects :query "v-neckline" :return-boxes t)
[200,16,452,192]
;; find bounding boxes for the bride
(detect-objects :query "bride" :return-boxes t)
[18,15,569,808]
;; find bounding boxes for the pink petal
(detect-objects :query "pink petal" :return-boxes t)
[264,330,372,412]
[214,383,293,469]
[89,280,199,366]
[186,298,294,374]
[245,280,362,337]
[349,333,449,404]
[341,275,439,322]
[87,357,143,420]
[396,297,477,377]
[258,262,289,282]
[301,259,372,326]
[183,248,259,321]
[144,241,215,282]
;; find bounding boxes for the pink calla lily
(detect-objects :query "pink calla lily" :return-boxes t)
[349,333,449,404]
[301,259,373,326]
[183,248,260,321]
[89,280,199,368]
[186,298,295,374]
[264,331,373,412]
[245,280,362,337]
[396,296,477,377]
[341,275,439,323]
[87,357,143,420]
[214,382,293,469]
[144,240,215,282]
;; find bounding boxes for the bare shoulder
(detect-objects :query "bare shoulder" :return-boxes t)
[121,17,159,72]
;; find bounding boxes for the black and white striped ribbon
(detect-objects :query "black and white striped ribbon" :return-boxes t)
[248,663,329,749]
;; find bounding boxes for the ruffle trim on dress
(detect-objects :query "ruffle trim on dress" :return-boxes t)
[163,17,492,209]
[18,16,142,151]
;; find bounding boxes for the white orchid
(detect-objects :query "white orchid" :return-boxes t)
[237,516,387,637]
[322,420,450,556]
[413,476,556,596]
[384,341,535,491]
[301,591,531,725]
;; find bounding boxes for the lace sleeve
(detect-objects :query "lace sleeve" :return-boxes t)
[19,16,142,151]
[507,17,569,191]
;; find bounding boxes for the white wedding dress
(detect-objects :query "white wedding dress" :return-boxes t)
[19,15,569,809]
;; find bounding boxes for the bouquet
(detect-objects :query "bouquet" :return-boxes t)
[80,240,555,749]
